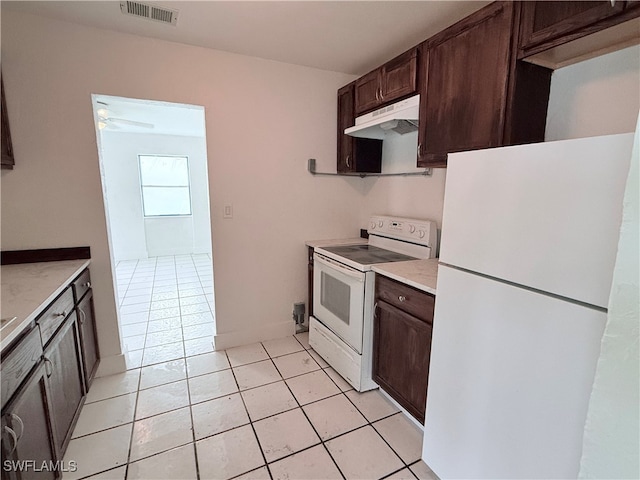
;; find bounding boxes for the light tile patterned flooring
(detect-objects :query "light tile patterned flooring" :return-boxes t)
[63,255,438,480]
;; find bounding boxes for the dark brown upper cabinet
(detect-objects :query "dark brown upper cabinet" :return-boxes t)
[337,82,382,174]
[520,1,625,55]
[416,46,429,166]
[421,2,513,163]
[355,48,418,115]
[1,76,15,170]
[340,0,635,169]
[418,2,552,167]
[518,1,640,68]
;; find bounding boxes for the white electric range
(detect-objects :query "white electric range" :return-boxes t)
[310,215,438,391]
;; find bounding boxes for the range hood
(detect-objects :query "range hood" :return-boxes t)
[345,95,419,140]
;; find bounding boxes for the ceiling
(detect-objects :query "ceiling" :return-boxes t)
[3,1,488,76]
[7,1,489,137]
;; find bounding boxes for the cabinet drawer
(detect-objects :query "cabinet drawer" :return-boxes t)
[37,287,75,346]
[1,326,43,408]
[375,275,434,323]
[73,268,92,302]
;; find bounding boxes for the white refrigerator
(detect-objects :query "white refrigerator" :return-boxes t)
[423,133,635,479]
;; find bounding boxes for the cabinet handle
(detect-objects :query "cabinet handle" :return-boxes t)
[375,88,380,102]
[84,281,91,288]
[346,155,351,168]
[55,310,67,318]
[44,356,53,378]
[3,426,18,454]
[398,295,406,302]
[417,143,422,156]
[10,414,23,443]
[78,307,86,325]
[379,87,384,101]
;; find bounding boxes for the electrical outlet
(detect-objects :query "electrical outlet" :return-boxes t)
[223,203,233,219]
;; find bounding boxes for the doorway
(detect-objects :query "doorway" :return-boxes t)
[92,94,216,369]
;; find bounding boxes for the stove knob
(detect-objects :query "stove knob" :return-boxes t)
[418,230,426,238]
[409,224,416,233]
[378,220,384,227]
[370,221,376,230]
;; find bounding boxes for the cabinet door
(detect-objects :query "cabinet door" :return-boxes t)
[337,83,355,173]
[381,48,418,104]
[1,76,15,171]
[519,1,625,52]
[373,300,433,424]
[354,69,381,115]
[422,2,513,166]
[417,44,429,166]
[1,363,58,480]
[77,292,99,390]
[43,315,84,456]
[336,82,383,174]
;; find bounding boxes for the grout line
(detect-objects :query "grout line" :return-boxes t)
[267,346,347,480]
[380,464,420,480]
[370,412,417,466]
[184,265,202,480]
[226,350,274,480]
[340,392,411,469]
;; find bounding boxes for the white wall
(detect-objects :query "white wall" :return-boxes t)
[579,114,640,479]
[363,131,448,233]
[545,45,640,141]
[99,131,211,261]
[0,10,360,367]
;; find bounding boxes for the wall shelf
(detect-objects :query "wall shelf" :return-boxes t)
[307,159,431,178]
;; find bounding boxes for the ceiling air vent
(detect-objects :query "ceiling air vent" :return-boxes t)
[120,1,178,26]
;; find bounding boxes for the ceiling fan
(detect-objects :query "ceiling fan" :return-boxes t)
[96,101,154,130]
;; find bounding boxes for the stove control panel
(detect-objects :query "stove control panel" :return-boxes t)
[367,215,438,249]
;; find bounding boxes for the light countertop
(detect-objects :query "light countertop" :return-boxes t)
[305,237,366,248]
[372,259,439,295]
[1,260,90,351]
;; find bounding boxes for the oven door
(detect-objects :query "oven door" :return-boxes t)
[313,253,365,353]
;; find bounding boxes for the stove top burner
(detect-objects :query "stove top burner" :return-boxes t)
[321,244,416,265]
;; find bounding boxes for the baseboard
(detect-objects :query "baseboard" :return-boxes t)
[146,248,195,257]
[114,251,148,262]
[95,353,127,377]
[213,321,294,350]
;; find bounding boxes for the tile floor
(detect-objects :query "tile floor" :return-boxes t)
[63,255,438,480]
[115,254,216,369]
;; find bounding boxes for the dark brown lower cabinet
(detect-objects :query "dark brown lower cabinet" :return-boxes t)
[308,247,314,318]
[43,314,84,456]
[373,278,435,424]
[1,363,57,480]
[76,292,99,390]
[1,267,97,479]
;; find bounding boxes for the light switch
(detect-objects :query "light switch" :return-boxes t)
[223,203,233,219]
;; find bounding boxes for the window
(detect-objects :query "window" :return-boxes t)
[139,155,192,216]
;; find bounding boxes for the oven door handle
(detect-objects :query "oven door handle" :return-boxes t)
[314,254,365,282]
